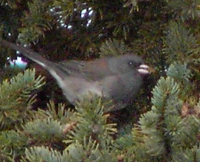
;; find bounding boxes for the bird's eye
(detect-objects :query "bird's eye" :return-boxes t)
[128,61,134,66]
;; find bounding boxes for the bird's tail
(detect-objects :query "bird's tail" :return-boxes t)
[0,39,53,70]
[0,39,70,91]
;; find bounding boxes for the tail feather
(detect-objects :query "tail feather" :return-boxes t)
[0,39,67,91]
[0,39,52,69]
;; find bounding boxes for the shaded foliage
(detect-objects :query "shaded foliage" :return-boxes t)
[1,0,200,161]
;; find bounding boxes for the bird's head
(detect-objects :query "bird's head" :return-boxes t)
[107,53,150,75]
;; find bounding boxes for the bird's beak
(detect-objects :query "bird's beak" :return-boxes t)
[137,64,154,75]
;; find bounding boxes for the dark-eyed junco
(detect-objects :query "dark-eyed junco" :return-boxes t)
[0,39,150,111]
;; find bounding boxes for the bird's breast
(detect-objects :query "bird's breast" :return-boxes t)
[61,76,103,103]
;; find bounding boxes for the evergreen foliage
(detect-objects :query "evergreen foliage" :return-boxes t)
[99,39,131,56]
[0,69,45,130]
[66,95,117,147]
[1,0,200,161]
[163,21,198,64]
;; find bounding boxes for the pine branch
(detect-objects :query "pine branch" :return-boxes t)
[167,62,190,82]
[99,39,131,57]
[21,146,63,162]
[0,69,45,130]
[66,94,117,148]
[163,21,197,64]
[22,118,64,144]
[167,0,200,20]
[18,0,53,44]
[63,137,117,162]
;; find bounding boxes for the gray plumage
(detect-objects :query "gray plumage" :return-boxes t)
[0,40,149,111]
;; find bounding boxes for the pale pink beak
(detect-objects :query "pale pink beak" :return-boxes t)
[137,64,149,74]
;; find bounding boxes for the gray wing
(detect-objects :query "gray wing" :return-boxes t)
[56,58,115,81]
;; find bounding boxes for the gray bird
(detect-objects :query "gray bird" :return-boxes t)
[0,39,149,111]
